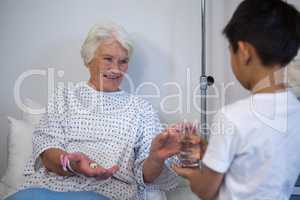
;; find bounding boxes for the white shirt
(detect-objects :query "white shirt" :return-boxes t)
[22,82,178,200]
[203,90,300,200]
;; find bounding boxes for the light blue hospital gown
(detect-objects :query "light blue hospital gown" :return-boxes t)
[22,82,178,200]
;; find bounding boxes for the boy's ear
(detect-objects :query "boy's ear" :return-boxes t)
[237,41,251,65]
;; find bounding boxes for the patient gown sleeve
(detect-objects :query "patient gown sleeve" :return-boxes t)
[133,100,179,191]
[26,87,68,173]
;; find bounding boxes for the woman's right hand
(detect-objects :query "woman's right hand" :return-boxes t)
[41,148,119,180]
[67,152,119,180]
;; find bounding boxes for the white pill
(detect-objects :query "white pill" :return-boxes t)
[90,163,98,169]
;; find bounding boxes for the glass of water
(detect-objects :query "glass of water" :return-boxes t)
[177,124,202,168]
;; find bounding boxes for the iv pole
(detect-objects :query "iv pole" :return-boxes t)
[200,0,214,141]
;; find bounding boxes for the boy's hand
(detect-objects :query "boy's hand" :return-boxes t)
[172,163,202,195]
[171,163,201,180]
[172,162,224,200]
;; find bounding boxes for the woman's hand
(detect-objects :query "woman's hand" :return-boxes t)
[67,152,119,180]
[41,149,118,180]
[143,126,181,183]
[149,126,181,164]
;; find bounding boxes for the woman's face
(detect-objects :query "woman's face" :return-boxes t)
[88,39,129,92]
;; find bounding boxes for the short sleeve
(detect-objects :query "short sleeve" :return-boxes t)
[133,100,178,191]
[202,111,240,174]
[26,87,68,174]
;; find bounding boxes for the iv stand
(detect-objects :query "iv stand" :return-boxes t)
[200,0,214,141]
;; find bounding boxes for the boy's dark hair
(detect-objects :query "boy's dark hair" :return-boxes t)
[223,0,300,67]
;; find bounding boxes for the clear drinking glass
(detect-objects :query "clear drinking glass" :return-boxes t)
[178,124,202,168]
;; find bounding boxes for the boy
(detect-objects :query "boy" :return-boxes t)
[172,0,300,199]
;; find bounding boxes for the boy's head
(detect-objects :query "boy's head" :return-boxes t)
[223,0,300,90]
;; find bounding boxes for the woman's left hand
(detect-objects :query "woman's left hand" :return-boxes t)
[143,127,181,183]
[149,126,181,163]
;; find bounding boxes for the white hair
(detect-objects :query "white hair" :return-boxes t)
[81,22,133,66]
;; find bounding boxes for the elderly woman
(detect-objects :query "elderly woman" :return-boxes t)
[5,22,179,200]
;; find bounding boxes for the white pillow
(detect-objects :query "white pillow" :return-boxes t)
[22,98,44,126]
[1,117,34,192]
[0,181,9,199]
